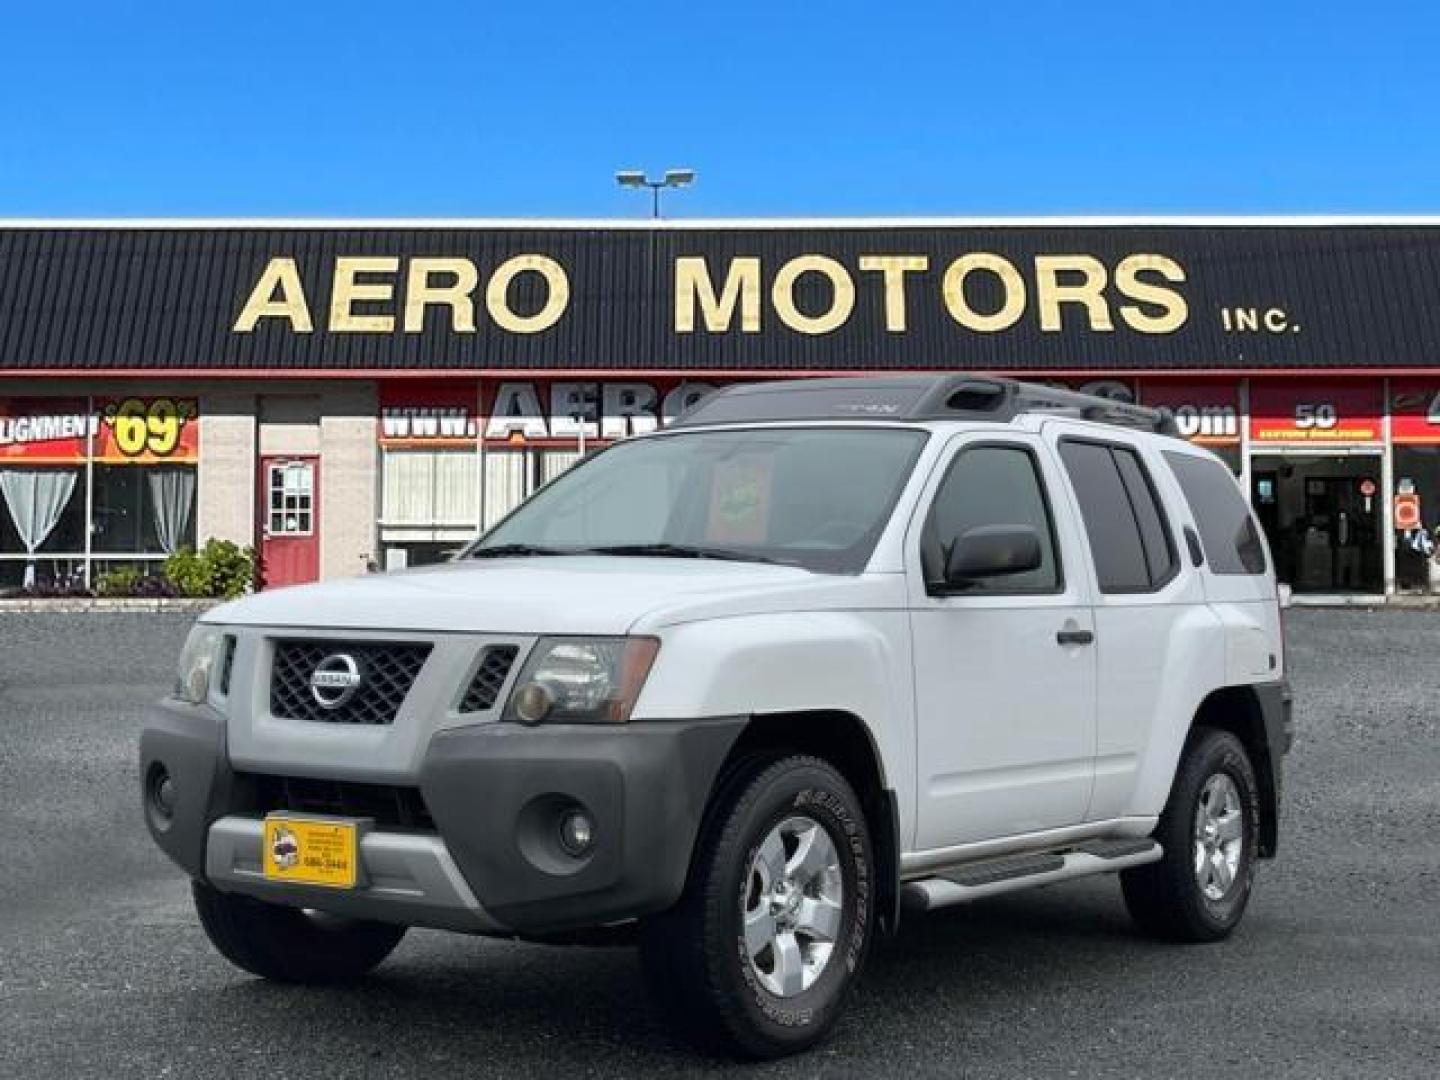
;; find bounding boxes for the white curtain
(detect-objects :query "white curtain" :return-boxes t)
[540,450,584,485]
[382,450,479,526]
[0,469,79,587]
[483,450,529,529]
[147,468,196,554]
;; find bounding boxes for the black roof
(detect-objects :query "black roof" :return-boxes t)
[4,223,1440,374]
[669,375,1180,436]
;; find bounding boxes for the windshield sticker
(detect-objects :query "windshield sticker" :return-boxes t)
[708,457,773,544]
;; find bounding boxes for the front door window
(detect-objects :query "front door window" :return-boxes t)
[267,462,314,537]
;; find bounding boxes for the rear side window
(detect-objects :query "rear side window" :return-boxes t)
[1059,440,1177,594]
[1111,447,1177,585]
[1163,451,1268,574]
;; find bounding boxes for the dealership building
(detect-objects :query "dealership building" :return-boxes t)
[3,217,1440,599]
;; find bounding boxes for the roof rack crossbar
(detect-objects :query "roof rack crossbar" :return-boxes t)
[1004,383,1179,435]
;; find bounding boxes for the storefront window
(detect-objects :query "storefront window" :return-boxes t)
[378,379,721,568]
[0,469,87,552]
[0,467,87,587]
[0,396,199,591]
[483,449,530,529]
[1393,446,1440,593]
[540,449,584,485]
[92,464,197,555]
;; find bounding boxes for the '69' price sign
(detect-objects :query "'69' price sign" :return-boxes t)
[97,397,200,463]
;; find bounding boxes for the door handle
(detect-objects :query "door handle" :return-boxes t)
[1056,628,1095,646]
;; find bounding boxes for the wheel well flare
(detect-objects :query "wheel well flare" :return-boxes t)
[1193,687,1279,858]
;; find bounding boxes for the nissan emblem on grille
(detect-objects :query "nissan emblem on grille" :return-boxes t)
[309,653,362,709]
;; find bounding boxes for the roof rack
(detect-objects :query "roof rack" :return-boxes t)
[669,375,1180,436]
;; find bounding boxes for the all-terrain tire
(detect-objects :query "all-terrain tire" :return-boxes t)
[192,880,407,983]
[640,753,874,1059]
[1122,726,1261,942]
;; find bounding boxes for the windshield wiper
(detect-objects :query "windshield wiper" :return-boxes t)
[468,543,569,559]
[580,543,793,566]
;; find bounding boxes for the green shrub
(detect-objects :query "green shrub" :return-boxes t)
[163,547,208,597]
[163,539,256,599]
[91,566,181,598]
[95,566,142,597]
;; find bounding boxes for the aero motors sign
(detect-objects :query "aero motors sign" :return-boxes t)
[1249,381,1382,444]
[379,380,718,448]
[237,251,1190,340]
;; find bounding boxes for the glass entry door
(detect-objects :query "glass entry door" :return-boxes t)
[1251,453,1383,593]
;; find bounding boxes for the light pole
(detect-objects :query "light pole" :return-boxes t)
[615,168,696,218]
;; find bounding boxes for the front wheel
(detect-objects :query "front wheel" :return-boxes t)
[192,881,407,983]
[1122,727,1261,942]
[640,753,874,1059]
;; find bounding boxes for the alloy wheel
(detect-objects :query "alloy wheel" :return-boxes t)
[1193,772,1244,901]
[742,815,845,997]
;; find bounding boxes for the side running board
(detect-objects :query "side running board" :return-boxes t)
[901,839,1162,912]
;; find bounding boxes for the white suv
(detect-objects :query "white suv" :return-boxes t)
[141,376,1292,1059]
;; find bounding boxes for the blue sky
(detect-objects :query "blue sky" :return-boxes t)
[1,1,1437,217]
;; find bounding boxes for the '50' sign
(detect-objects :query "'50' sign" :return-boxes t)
[1293,402,1339,430]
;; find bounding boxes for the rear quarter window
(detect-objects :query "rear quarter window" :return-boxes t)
[1163,450,1268,575]
[1059,439,1176,594]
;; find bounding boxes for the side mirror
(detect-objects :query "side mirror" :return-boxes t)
[943,524,1043,587]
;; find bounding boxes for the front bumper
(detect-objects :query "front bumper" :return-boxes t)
[418,718,745,931]
[205,815,502,932]
[141,702,746,935]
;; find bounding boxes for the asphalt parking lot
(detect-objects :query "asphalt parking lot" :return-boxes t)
[1,608,1437,1078]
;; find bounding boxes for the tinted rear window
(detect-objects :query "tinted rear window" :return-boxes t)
[1112,446,1177,586]
[1059,441,1150,593]
[1163,451,1268,574]
[1059,440,1175,594]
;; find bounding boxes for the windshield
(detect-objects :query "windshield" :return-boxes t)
[468,427,928,573]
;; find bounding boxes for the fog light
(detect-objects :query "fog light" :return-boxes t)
[558,810,595,857]
[512,681,555,725]
[148,765,175,821]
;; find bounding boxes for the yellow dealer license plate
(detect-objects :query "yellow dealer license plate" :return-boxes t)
[262,814,361,889]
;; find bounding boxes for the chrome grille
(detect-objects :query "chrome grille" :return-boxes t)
[270,640,431,725]
[459,645,519,713]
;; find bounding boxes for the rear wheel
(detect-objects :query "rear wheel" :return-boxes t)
[192,880,406,983]
[640,753,874,1059]
[1122,727,1260,942]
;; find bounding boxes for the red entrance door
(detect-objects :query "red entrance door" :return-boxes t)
[258,456,320,588]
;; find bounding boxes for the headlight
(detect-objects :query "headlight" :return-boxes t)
[174,624,225,704]
[503,636,660,725]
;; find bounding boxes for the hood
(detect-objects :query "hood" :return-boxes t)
[205,557,818,635]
